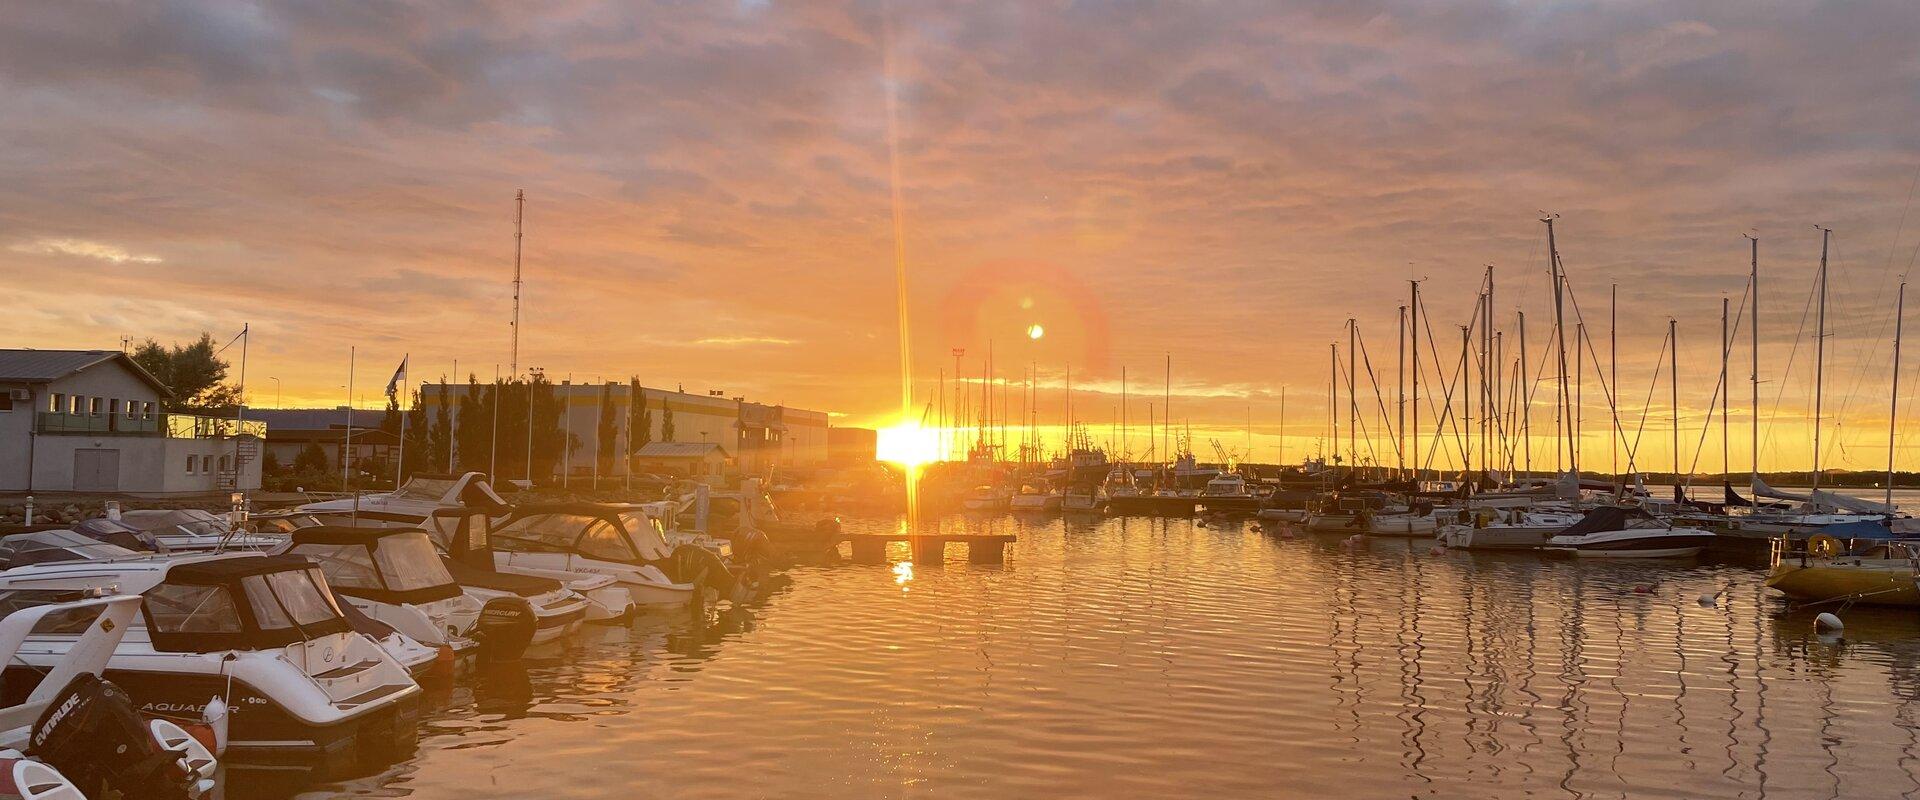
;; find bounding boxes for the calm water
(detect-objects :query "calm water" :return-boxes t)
[255,512,1920,799]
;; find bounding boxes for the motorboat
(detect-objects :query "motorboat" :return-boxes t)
[296,472,510,519]
[1439,509,1584,550]
[1255,489,1314,523]
[1009,485,1062,513]
[490,504,707,608]
[671,484,834,559]
[0,554,421,777]
[1061,485,1105,513]
[273,527,497,661]
[1103,468,1139,500]
[1765,521,1920,606]
[1543,507,1713,558]
[1361,512,1439,537]
[1196,474,1261,513]
[0,592,218,799]
[111,509,280,552]
[961,485,1010,512]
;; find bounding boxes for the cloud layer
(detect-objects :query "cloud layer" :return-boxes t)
[5,1,1919,470]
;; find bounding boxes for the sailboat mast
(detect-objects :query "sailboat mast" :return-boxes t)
[1545,215,1572,476]
[1121,366,1127,461]
[1611,284,1619,482]
[1280,386,1287,467]
[1575,322,1584,471]
[1398,305,1407,478]
[1670,318,1680,487]
[1461,324,1472,479]
[1889,279,1906,509]
[1348,318,1357,469]
[1722,296,1731,478]
[1748,234,1760,489]
[1518,311,1530,479]
[1410,280,1421,480]
[1330,342,1339,467]
[1164,354,1171,466]
[1814,226,1831,493]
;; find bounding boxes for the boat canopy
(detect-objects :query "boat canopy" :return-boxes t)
[1559,506,1660,537]
[284,527,464,605]
[146,555,352,653]
[1822,520,1898,541]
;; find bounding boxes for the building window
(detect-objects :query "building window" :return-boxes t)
[109,398,121,417]
[201,455,213,474]
[142,401,155,419]
[49,393,64,413]
[69,396,82,415]
[0,393,11,412]
[88,397,102,416]
[185,455,197,475]
[218,456,230,472]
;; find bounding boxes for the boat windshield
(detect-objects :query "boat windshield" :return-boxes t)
[619,512,672,561]
[241,568,343,632]
[392,477,456,501]
[372,532,456,591]
[0,531,139,568]
[495,513,600,553]
[146,582,245,635]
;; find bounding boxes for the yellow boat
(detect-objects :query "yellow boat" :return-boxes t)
[1765,535,1920,607]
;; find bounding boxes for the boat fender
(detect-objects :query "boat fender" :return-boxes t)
[1815,612,1843,632]
[1697,593,1718,607]
[0,757,86,800]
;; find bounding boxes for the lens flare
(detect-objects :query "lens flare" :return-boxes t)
[1028,324,1045,340]
[877,420,939,468]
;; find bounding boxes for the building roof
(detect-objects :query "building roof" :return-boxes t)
[634,441,730,459]
[0,349,172,397]
[266,427,399,445]
[249,408,362,431]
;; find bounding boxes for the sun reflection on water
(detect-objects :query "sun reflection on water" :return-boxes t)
[893,560,914,591]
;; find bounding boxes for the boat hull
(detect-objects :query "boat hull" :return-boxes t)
[1106,495,1197,516]
[1440,525,1559,551]
[1363,516,1437,537]
[1765,561,1920,606]
[1545,529,1714,559]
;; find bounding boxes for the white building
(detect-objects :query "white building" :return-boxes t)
[0,349,264,495]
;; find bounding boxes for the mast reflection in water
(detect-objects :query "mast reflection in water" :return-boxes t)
[256,514,1920,799]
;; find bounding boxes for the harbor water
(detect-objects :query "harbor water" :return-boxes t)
[263,510,1920,799]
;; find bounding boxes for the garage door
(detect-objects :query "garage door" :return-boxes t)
[72,449,120,492]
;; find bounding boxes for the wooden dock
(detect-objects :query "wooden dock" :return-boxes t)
[839,533,1016,564]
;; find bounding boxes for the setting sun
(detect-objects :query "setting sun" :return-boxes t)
[876,420,940,467]
[1027,324,1044,340]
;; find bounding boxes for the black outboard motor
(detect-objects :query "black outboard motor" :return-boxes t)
[29,673,196,800]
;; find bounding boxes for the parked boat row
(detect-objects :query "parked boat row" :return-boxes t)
[0,472,814,791]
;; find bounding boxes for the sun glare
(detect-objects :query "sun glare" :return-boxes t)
[877,421,939,467]
[1027,324,1044,340]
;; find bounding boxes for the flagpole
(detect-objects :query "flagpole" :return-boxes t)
[392,355,408,489]
[233,323,248,494]
[345,346,357,525]
[448,358,458,471]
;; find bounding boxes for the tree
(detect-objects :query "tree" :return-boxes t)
[629,379,653,453]
[662,405,676,443]
[130,333,243,411]
[292,442,329,473]
[596,383,617,474]
[427,381,453,474]
[403,388,431,479]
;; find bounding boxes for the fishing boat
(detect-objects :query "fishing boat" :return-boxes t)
[0,554,422,777]
[1543,507,1713,558]
[1763,521,1920,606]
[0,592,219,799]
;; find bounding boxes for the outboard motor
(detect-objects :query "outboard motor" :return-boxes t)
[28,673,197,800]
[475,597,538,660]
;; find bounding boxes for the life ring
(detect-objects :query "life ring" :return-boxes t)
[1806,533,1845,559]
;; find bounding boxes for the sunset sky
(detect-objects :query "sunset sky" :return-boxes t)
[7,1,1920,473]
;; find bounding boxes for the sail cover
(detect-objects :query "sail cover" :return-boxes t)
[1809,489,1894,514]
[1752,476,1813,503]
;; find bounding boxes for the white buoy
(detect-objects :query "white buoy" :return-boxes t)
[1815,612,1844,632]
[1697,593,1717,607]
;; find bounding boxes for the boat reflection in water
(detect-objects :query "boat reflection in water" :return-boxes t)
[247,513,1920,799]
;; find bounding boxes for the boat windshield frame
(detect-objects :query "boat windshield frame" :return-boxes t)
[144,558,352,652]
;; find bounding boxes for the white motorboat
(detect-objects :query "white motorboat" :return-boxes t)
[0,554,421,777]
[1197,474,1262,513]
[1544,507,1714,558]
[1009,486,1062,513]
[110,509,280,552]
[1062,485,1105,513]
[1362,512,1439,537]
[274,527,493,661]
[1439,510,1583,550]
[490,504,703,608]
[961,485,1010,512]
[0,592,218,799]
[296,472,510,519]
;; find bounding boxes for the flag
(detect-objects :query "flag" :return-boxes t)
[385,355,409,398]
